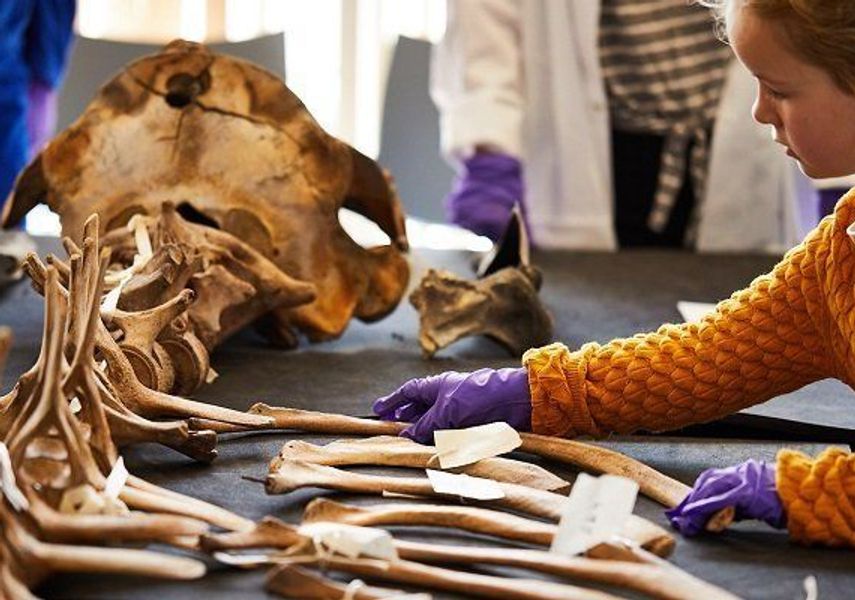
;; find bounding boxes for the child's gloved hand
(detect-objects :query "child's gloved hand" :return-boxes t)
[372,368,532,444]
[445,152,524,242]
[666,459,786,536]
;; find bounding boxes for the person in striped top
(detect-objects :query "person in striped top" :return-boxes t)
[433,1,851,250]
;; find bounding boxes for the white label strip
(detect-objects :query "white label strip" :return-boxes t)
[0,443,28,511]
[426,469,505,501]
[104,456,129,499]
[298,522,397,560]
[551,473,639,556]
[676,301,716,323]
[213,552,274,568]
[433,421,522,470]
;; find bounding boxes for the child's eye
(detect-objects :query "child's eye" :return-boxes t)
[764,84,788,100]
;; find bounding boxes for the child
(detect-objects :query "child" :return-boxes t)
[375,0,855,547]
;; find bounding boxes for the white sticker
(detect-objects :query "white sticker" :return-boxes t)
[551,473,639,556]
[213,552,273,568]
[297,522,398,560]
[69,396,82,414]
[433,422,522,470]
[426,469,505,501]
[0,442,29,511]
[804,575,818,600]
[104,456,129,499]
[676,301,716,323]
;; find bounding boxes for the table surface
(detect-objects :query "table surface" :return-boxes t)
[4,239,854,599]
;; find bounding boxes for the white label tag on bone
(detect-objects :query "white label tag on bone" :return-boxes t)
[426,469,505,500]
[104,456,129,499]
[803,575,818,600]
[550,473,639,556]
[69,396,82,414]
[213,552,274,568]
[0,442,29,511]
[101,270,133,314]
[297,522,398,561]
[433,421,522,469]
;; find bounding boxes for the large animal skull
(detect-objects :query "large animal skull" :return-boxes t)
[4,40,409,348]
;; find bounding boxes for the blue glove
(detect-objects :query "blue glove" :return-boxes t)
[446,152,524,242]
[372,368,532,444]
[666,459,786,536]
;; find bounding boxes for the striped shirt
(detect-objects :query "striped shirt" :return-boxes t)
[599,0,732,242]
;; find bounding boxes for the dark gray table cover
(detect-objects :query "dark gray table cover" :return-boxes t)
[4,240,854,599]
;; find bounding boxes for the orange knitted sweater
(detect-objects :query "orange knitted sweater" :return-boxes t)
[522,191,855,546]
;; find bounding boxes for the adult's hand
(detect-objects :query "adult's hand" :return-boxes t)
[446,152,523,242]
[372,367,531,444]
[666,459,786,536]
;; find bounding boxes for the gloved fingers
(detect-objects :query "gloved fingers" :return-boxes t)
[373,388,409,420]
[393,402,430,423]
[372,375,446,419]
[400,416,437,445]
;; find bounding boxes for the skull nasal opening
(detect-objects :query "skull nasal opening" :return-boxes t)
[176,202,219,228]
[165,73,203,108]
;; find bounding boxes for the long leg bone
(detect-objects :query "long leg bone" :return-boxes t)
[272,437,570,493]
[303,498,558,546]
[227,404,689,508]
[264,460,674,556]
[269,555,623,600]
[518,434,689,508]
[302,500,665,565]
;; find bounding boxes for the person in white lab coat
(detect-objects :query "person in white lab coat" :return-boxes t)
[431,0,848,251]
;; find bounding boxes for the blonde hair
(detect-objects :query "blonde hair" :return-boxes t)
[698,0,855,93]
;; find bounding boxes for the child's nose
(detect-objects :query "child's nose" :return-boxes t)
[752,95,780,127]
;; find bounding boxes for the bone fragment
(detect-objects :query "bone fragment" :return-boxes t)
[272,437,569,493]
[410,267,552,358]
[266,564,431,600]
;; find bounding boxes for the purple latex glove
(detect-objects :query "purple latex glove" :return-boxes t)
[446,152,524,241]
[372,367,532,444]
[27,80,58,159]
[666,459,786,536]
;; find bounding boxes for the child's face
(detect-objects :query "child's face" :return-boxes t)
[730,8,855,178]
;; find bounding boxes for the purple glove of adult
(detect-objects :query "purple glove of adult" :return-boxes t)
[372,367,532,444]
[27,80,58,158]
[666,459,786,536]
[446,152,524,242]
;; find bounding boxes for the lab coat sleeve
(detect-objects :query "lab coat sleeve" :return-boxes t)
[521,190,855,438]
[430,0,525,162]
[24,0,76,88]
